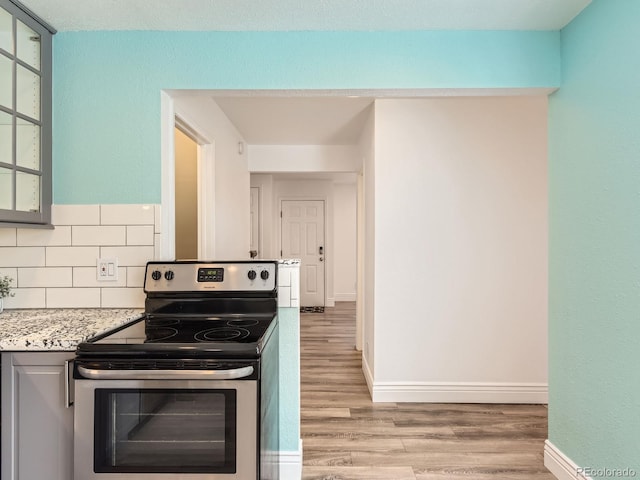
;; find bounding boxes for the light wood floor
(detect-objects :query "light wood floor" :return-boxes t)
[300,302,554,480]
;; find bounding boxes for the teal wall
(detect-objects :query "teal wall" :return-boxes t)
[276,306,300,452]
[549,0,640,473]
[52,30,560,204]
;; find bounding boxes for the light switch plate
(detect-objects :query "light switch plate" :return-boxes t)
[97,258,118,282]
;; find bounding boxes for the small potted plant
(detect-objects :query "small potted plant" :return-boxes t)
[0,275,15,313]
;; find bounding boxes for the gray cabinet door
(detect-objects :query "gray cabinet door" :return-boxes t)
[1,352,74,480]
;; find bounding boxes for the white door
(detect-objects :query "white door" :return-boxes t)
[281,200,325,307]
[250,187,260,258]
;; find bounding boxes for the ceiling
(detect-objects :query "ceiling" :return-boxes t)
[21,0,591,32]
[214,96,374,145]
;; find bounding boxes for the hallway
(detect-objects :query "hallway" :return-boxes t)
[299,302,554,480]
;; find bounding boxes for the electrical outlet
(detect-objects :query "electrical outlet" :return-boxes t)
[97,258,118,282]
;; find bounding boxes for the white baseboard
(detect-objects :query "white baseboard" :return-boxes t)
[280,439,303,480]
[370,381,548,404]
[334,293,357,302]
[544,440,590,480]
[362,354,374,397]
[326,298,335,307]
[360,358,547,403]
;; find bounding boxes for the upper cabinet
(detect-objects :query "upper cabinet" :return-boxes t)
[0,0,53,227]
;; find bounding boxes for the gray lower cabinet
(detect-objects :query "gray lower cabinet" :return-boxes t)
[1,352,74,480]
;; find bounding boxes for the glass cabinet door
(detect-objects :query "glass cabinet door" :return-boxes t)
[0,1,51,225]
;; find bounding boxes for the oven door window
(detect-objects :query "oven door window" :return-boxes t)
[93,389,236,473]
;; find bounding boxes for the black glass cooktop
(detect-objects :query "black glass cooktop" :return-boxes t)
[76,313,277,359]
[143,314,274,344]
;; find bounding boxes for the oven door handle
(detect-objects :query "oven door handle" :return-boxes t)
[77,365,254,380]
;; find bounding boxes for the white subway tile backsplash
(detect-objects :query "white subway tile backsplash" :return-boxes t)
[46,246,100,267]
[126,226,154,246]
[17,227,72,246]
[100,246,154,267]
[4,288,46,309]
[73,226,126,246]
[0,268,17,281]
[278,286,291,307]
[47,288,101,308]
[0,229,17,246]
[101,205,155,225]
[2,204,161,309]
[52,205,100,226]
[18,267,72,288]
[290,268,300,300]
[73,267,127,288]
[0,247,45,267]
[278,267,291,287]
[101,288,145,308]
[126,267,146,287]
[154,205,162,234]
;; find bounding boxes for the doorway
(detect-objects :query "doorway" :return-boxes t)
[281,199,326,307]
[162,91,367,345]
[174,127,199,259]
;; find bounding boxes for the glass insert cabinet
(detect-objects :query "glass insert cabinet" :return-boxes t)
[0,0,52,226]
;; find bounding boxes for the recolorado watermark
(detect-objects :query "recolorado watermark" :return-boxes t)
[577,467,637,478]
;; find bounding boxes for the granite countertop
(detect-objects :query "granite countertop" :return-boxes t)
[278,259,301,265]
[0,309,144,351]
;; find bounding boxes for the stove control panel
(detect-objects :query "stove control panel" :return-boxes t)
[144,261,277,292]
[197,267,224,282]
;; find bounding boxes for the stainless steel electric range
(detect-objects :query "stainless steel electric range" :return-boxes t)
[73,261,280,480]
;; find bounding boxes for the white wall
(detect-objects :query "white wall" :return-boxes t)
[359,105,376,377]
[371,97,548,403]
[248,145,361,173]
[173,96,250,259]
[332,183,357,301]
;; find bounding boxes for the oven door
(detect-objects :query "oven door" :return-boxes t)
[74,367,257,480]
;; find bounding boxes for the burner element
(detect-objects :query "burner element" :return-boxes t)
[195,327,251,342]
[146,318,181,327]
[146,327,178,342]
[227,319,259,328]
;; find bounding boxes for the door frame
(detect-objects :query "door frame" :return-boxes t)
[278,195,330,307]
[160,92,216,260]
[250,186,261,258]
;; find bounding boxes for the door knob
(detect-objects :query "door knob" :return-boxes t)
[319,246,324,254]
[319,257,324,262]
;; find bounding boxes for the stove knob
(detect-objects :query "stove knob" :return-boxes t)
[151,270,162,281]
[260,270,269,280]
[164,270,175,281]
[247,269,257,280]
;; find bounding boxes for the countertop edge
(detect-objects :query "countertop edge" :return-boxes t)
[0,309,145,352]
